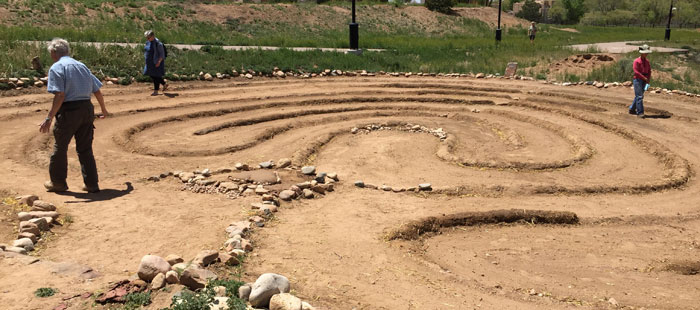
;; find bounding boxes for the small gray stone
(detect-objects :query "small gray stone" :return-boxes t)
[235,163,249,171]
[259,161,274,169]
[277,158,292,168]
[418,183,432,191]
[19,221,40,236]
[5,246,27,255]
[13,238,34,250]
[180,267,217,290]
[239,284,252,301]
[279,190,296,201]
[151,273,166,289]
[314,172,326,183]
[301,166,316,175]
[17,232,37,243]
[302,189,314,199]
[270,293,303,310]
[165,254,184,265]
[29,217,49,231]
[296,182,311,189]
[165,270,180,284]
[194,250,219,267]
[249,273,291,308]
[16,194,39,206]
[30,200,56,211]
[381,185,392,191]
[354,180,365,187]
[327,173,338,181]
[137,255,171,282]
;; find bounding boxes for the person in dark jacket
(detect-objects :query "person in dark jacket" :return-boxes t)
[143,30,167,96]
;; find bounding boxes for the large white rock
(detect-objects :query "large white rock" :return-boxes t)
[13,238,34,250]
[193,250,219,267]
[165,270,180,284]
[137,255,171,282]
[269,293,302,310]
[151,273,166,289]
[249,273,291,308]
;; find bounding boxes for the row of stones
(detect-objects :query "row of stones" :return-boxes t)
[0,195,60,255]
[551,80,700,97]
[131,165,330,310]
[350,123,452,141]
[353,180,432,193]
[0,77,47,89]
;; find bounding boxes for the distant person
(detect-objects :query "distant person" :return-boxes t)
[40,38,109,193]
[629,44,652,118]
[144,30,167,96]
[528,22,537,44]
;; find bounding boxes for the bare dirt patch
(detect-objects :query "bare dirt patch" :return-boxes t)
[547,53,619,78]
[1,76,700,309]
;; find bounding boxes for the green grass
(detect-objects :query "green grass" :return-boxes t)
[123,291,152,310]
[1,2,699,93]
[166,278,246,310]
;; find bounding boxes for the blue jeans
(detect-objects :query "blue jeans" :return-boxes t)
[629,78,646,115]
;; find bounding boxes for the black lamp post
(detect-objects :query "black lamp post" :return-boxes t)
[496,0,502,41]
[349,0,359,50]
[665,0,674,41]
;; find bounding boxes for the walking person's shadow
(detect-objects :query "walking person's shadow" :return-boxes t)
[56,182,134,203]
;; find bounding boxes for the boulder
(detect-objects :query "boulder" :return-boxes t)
[151,273,166,290]
[165,254,184,265]
[194,250,219,267]
[137,255,171,282]
[277,158,292,168]
[16,195,39,206]
[301,166,316,175]
[180,267,217,290]
[165,270,180,284]
[249,273,291,308]
[31,200,56,212]
[269,293,302,310]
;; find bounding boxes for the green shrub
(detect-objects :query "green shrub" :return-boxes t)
[425,0,453,14]
[124,291,152,310]
[34,287,56,298]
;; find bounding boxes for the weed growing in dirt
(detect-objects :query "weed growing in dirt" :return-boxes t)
[123,291,152,309]
[166,279,246,310]
[34,287,56,297]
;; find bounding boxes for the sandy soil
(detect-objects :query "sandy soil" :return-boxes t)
[1,76,699,310]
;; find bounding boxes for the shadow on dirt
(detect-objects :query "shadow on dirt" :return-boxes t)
[57,182,133,203]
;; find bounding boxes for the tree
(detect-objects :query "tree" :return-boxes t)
[425,0,454,14]
[562,0,586,24]
[548,1,567,24]
[506,0,522,11]
[515,0,541,22]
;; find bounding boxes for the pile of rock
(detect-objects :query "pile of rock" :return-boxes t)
[351,123,449,141]
[354,180,432,193]
[134,251,238,291]
[0,195,60,255]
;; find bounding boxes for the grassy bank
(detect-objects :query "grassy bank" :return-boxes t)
[1,2,699,93]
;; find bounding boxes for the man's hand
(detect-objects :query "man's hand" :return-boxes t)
[98,110,111,119]
[38,118,52,133]
[155,61,161,68]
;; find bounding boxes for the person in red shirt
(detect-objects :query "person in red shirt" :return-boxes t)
[629,44,652,118]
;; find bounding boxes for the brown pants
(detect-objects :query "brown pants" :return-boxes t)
[49,100,98,188]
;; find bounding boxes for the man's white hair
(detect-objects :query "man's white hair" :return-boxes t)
[144,30,154,38]
[47,38,70,57]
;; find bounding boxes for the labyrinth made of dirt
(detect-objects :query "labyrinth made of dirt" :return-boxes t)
[1,76,699,309]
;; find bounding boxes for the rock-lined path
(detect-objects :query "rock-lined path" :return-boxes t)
[569,41,688,53]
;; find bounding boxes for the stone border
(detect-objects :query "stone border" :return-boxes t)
[0,195,61,256]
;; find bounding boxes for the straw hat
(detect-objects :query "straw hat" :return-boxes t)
[639,44,652,54]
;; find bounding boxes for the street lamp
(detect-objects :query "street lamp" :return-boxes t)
[496,0,502,41]
[665,0,675,41]
[349,0,359,50]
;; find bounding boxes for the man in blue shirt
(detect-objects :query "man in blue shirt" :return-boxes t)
[39,38,109,193]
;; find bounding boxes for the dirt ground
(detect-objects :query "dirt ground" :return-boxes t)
[1,76,700,310]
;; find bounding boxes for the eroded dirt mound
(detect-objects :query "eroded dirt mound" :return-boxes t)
[548,53,618,77]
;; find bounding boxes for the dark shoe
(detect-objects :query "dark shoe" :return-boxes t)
[82,185,100,193]
[150,91,159,96]
[44,181,68,192]
[628,109,637,115]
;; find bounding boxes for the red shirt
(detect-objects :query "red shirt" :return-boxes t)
[633,57,651,80]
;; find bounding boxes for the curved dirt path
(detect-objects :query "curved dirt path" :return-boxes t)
[1,76,700,309]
